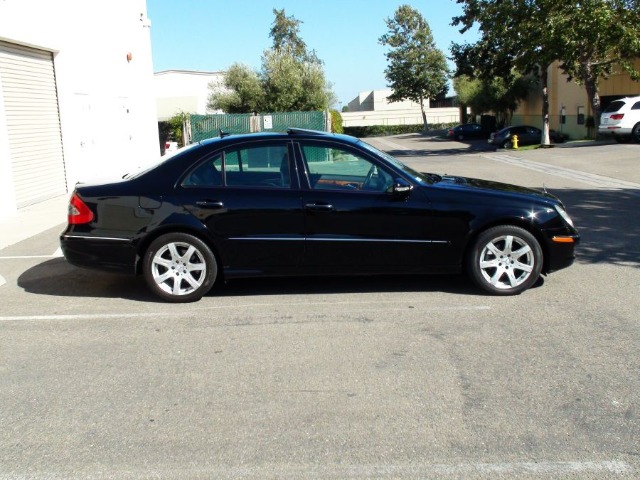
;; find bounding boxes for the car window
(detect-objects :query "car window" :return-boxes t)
[300,144,393,193]
[182,154,223,187]
[224,144,290,188]
[603,101,625,113]
[631,101,640,110]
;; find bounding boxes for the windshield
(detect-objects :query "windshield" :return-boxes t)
[357,140,440,185]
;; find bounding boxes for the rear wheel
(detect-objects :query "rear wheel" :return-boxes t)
[502,140,511,149]
[143,233,217,302]
[632,123,640,143]
[468,225,542,295]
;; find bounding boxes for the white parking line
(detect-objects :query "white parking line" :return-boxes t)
[0,248,63,260]
[0,254,61,259]
[0,304,490,322]
[0,460,629,478]
[0,274,5,288]
[367,136,414,152]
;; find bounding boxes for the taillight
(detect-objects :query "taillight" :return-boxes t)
[610,114,624,120]
[165,142,170,148]
[68,193,94,225]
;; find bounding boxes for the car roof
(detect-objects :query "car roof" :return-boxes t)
[194,128,353,148]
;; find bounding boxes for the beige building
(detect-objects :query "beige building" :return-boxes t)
[514,60,640,139]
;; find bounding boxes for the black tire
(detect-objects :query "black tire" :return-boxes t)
[467,225,543,295]
[457,133,465,141]
[143,233,217,302]
[502,140,511,149]
[632,123,640,143]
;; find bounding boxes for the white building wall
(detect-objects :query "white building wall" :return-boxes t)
[347,89,428,113]
[342,108,459,128]
[342,88,455,127]
[0,0,159,219]
[155,70,226,121]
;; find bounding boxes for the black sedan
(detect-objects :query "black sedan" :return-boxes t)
[489,125,568,148]
[61,129,579,302]
[447,123,490,141]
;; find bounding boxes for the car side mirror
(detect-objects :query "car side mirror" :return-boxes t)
[392,178,413,198]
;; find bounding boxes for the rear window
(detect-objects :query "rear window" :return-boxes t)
[603,100,625,113]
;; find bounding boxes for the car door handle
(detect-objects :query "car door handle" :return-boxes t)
[305,202,334,211]
[196,200,225,209]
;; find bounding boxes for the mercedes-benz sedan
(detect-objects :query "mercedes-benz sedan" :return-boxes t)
[61,129,579,302]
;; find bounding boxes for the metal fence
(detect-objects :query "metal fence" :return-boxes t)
[187,111,328,143]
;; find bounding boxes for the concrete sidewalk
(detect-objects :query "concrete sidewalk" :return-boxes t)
[0,194,69,251]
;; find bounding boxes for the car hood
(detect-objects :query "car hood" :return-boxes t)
[435,174,557,202]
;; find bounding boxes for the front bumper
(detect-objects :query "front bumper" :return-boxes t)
[543,232,580,273]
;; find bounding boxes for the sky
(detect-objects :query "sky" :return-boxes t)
[146,0,478,107]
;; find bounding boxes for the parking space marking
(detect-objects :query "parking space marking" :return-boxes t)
[484,153,640,193]
[0,459,628,478]
[0,248,63,260]
[0,254,61,259]
[368,136,414,152]
[0,274,5,287]
[0,304,490,322]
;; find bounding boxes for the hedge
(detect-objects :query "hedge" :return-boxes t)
[344,123,456,138]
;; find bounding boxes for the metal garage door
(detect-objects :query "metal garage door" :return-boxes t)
[0,41,67,208]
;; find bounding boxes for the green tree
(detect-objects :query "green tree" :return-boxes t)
[207,63,264,113]
[269,8,309,60]
[453,0,565,146]
[379,5,449,130]
[554,0,640,130]
[208,9,334,113]
[454,74,535,127]
[453,0,640,142]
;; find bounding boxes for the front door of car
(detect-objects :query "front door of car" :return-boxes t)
[177,142,305,273]
[296,141,438,274]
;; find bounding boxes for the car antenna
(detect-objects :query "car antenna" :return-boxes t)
[219,129,230,138]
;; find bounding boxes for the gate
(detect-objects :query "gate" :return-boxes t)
[187,111,329,143]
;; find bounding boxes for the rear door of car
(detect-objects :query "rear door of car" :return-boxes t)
[177,140,305,272]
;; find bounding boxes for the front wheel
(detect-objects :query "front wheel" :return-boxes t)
[143,233,217,302]
[468,226,543,295]
[502,140,511,149]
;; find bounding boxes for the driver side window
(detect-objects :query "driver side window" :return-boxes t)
[301,144,393,192]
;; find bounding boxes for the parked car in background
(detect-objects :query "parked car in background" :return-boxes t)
[447,123,490,141]
[598,95,640,142]
[489,125,568,149]
[60,129,579,302]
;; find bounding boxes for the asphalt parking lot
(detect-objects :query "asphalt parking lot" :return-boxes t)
[1,136,639,479]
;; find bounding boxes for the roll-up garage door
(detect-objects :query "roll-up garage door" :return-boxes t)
[0,41,67,208]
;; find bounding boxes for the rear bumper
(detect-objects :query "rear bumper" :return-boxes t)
[598,126,632,137]
[60,233,138,274]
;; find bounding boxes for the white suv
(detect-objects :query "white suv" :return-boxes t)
[599,95,640,142]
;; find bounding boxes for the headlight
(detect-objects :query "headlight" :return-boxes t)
[554,205,574,227]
